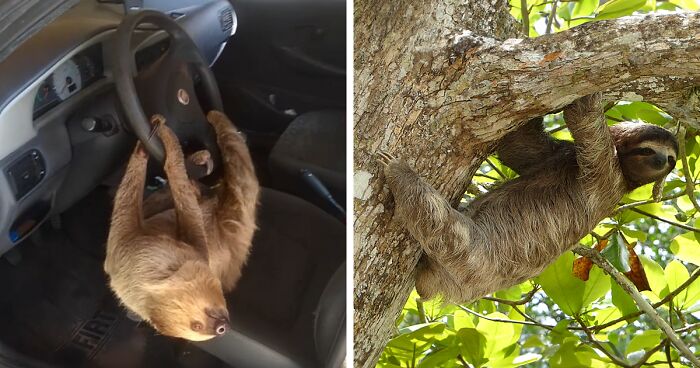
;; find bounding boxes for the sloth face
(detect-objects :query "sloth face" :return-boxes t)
[147,260,231,341]
[611,122,678,189]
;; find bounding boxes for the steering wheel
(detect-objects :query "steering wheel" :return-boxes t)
[113,10,224,166]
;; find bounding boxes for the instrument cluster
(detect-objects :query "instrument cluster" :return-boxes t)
[33,44,104,119]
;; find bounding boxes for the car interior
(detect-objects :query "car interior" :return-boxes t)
[0,1,346,367]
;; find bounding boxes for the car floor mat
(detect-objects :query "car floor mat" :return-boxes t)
[0,187,226,368]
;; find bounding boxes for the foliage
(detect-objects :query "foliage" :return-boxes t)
[378,1,700,367]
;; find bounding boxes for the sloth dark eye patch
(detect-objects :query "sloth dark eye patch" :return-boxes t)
[630,147,656,156]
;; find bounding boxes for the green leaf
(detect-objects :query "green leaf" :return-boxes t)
[601,235,631,273]
[636,108,672,125]
[572,0,598,17]
[663,260,690,307]
[476,312,516,357]
[637,202,677,219]
[451,309,475,331]
[550,319,577,344]
[506,308,525,346]
[457,328,488,367]
[611,280,638,316]
[550,339,591,368]
[557,2,572,21]
[592,306,626,332]
[421,296,456,320]
[641,0,657,12]
[582,266,610,307]
[621,226,647,243]
[511,353,542,367]
[522,335,544,349]
[537,252,586,315]
[657,1,681,10]
[390,323,446,352]
[677,196,697,214]
[626,330,663,355]
[639,255,668,299]
[418,346,460,368]
[494,283,523,301]
[669,0,700,10]
[625,183,654,201]
[683,276,700,309]
[670,232,700,266]
[596,0,646,20]
[607,102,671,125]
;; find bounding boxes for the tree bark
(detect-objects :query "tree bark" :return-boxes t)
[353,2,700,367]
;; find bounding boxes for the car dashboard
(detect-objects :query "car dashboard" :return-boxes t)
[0,0,236,256]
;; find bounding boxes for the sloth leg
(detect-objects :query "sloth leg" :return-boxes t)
[415,257,465,302]
[206,111,259,230]
[496,117,561,176]
[108,142,148,245]
[153,116,209,258]
[378,151,472,262]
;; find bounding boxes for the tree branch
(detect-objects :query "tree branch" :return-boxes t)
[439,13,700,142]
[590,267,700,332]
[678,126,700,213]
[572,246,700,367]
[613,191,686,215]
[632,339,667,368]
[675,323,700,335]
[545,0,558,35]
[574,314,631,367]
[520,0,529,37]
[482,285,540,305]
[630,208,700,233]
[457,305,553,329]
[485,158,506,179]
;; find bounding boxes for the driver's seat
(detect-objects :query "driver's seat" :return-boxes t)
[195,188,345,368]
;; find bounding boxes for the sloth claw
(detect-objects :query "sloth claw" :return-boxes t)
[376,150,398,167]
[148,114,166,141]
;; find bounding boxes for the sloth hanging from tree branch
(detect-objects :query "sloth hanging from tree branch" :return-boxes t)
[354,2,700,367]
[378,93,678,303]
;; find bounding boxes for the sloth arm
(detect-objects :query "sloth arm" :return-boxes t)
[562,93,621,207]
[206,111,259,229]
[156,123,210,259]
[107,143,148,246]
[496,117,564,176]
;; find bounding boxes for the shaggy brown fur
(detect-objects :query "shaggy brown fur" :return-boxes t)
[379,94,678,303]
[104,111,259,341]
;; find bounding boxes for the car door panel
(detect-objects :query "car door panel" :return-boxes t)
[215,0,345,136]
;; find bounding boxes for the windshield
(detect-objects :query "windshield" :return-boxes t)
[0,0,78,64]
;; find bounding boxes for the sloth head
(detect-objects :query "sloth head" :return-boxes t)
[146,259,230,341]
[610,122,678,190]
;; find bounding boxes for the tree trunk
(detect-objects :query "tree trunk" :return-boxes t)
[353,1,700,367]
[354,2,518,367]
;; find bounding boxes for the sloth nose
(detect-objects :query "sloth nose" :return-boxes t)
[215,320,229,335]
[205,307,230,336]
[651,154,666,169]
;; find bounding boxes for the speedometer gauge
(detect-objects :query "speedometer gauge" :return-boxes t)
[52,60,82,101]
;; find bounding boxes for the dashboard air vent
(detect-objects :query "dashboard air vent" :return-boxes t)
[219,8,233,33]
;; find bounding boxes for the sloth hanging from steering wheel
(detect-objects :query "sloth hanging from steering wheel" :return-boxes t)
[104,10,259,341]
